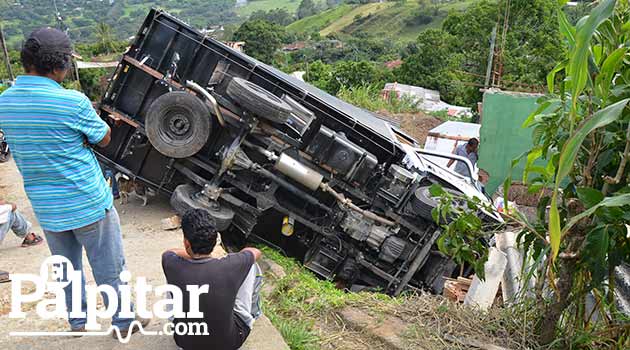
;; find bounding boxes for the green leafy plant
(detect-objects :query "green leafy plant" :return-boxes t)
[503,0,630,346]
[430,184,503,280]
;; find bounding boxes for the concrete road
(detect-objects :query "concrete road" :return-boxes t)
[0,159,288,350]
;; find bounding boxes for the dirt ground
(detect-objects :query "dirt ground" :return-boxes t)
[0,159,287,350]
[378,111,444,145]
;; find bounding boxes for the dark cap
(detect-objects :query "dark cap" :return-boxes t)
[27,27,73,56]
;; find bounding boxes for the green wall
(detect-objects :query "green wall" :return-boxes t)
[478,90,542,195]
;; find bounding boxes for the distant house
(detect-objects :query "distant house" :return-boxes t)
[223,41,245,52]
[201,25,224,35]
[283,41,307,52]
[384,59,403,70]
[290,71,306,81]
[382,82,440,102]
[381,82,471,117]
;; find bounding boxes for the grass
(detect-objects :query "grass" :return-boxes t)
[286,4,354,33]
[260,247,378,349]
[235,0,302,17]
[320,2,394,36]
[336,84,422,114]
[260,245,541,350]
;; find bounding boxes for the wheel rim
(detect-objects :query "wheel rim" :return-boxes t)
[158,107,194,146]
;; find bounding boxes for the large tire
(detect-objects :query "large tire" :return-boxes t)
[170,184,234,231]
[145,91,211,158]
[226,77,292,124]
[411,186,464,222]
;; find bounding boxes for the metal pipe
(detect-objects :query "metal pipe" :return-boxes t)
[252,165,331,213]
[243,142,390,225]
[186,80,226,127]
[319,183,396,227]
[274,153,324,191]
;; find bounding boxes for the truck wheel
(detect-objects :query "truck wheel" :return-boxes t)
[145,91,211,158]
[411,186,463,222]
[226,77,292,124]
[170,184,234,231]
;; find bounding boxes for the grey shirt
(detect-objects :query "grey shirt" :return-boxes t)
[453,144,477,176]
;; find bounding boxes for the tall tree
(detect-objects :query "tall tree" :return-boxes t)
[95,22,115,54]
[297,0,318,19]
[233,20,287,64]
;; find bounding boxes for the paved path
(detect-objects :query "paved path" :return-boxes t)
[0,159,288,350]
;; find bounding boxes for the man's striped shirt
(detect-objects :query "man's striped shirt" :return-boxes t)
[0,75,113,232]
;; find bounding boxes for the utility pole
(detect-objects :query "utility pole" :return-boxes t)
[492,0,510,88]
[0,24,14,81]
[484,25,497,89]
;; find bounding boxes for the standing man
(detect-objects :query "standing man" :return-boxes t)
[446,138,479,177]
[0,28,147,335]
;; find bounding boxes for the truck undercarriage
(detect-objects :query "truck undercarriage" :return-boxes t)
[96,9,500,295]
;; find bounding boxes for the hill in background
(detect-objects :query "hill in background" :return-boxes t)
[288,0,477,43]
[0,0,238,48]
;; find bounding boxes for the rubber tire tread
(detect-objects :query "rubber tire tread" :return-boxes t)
[226,77,292,124]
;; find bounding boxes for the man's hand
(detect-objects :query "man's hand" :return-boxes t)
[241,247,262,261]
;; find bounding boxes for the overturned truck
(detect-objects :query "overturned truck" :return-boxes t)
[96,9,500,295]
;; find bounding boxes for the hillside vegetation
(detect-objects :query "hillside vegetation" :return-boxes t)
[286,4,354,33]
[288,0,478,43]
[236,0,302,17]
[320,2,395,36]
[0,0,237,48]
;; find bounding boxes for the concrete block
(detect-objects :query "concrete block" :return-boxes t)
[464,247,507,310]
[495,231,524,303]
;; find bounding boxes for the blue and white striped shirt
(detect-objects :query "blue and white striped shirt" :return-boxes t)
[0,75,113,232]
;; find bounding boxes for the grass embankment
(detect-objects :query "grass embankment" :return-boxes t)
[261,247,540,350]
[236,0,303,17]
[286,4,354,33]
[320,2,394,37]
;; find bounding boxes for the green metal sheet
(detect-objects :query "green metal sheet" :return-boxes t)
[478,90,541,194]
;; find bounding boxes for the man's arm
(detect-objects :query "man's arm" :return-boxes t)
[241,247,262,261]
[72,95,111,147]
[97,126,112,148]
[446,143,459,168]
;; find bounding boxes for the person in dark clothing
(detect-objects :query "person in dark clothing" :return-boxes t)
[162,209,262,350]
